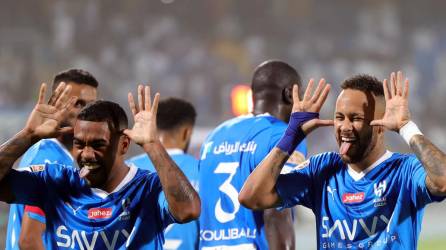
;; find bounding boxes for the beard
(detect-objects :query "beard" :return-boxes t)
[339,129,375,164]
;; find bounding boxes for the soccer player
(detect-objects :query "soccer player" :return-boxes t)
[6,69,98,250]
[198,60,307,249]
[127,97,199,250]
[0,84,200,249]
[239,72,446,249]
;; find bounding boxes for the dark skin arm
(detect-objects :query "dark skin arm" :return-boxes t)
[19,212,45,250]
[0,83,75,202]
[370,71,446,196]
[239,79,332,209]
[124,85,201,223]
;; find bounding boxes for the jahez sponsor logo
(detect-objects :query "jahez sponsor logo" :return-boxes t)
[88,208,112,219]
[342,192,365,203]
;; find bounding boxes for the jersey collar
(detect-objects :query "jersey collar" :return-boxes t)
[91,165,138,199]
[347,150,393,181]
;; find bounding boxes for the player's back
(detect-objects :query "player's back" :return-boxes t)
[126,150,199,250]
[6,139,73,250]
[198,114,286,249]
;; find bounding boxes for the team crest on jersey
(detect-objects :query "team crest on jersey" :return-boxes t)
[29,164,45,172]
[373,180,387,207]
[286,151,305,166]
[119,198,131,221]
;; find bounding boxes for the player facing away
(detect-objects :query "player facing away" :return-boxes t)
[6,69,98,250]
[239,72,446,249]
[0,84,200,249]
[198,60,307,249]
[126,97,199,250]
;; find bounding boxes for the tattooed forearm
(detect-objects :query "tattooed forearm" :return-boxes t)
[410,134,446,194]
[0,130,34,180]
[144,141,200,222]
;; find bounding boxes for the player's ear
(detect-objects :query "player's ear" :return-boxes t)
[119,134,130,154]
[282,87,293,105]
[181,125,193,143]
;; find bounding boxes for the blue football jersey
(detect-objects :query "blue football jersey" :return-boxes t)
[198,114,307,249]
[276,151,445,249]
[126,149,199,250]
[5,163,177,249]
[6,139,73,250]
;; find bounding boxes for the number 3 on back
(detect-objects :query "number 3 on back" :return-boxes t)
[214,162,240,223]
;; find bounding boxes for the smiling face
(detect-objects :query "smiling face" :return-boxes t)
[334,89,385,164]
[72,120,121,188]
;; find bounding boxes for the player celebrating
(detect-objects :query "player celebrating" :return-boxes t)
[198,60,307,249]
[239,72,446,249]
[6,69,98,250]
[0,84,200,249]
[127,97,199,250]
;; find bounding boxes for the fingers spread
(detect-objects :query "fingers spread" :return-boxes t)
[55,85,72,109]
[292,84,300,103]
[403,79,409,98]
[145,85,151,111]
[128,92,137,116]
[138,85,144,111]
[303,79,314,101]
[151,93,160,116]
[310,79,326,103]
[390,72,396,97]
[48,82,66,105]
[38,83,47,105]
[383,79,390,100]
[315,83,330,108]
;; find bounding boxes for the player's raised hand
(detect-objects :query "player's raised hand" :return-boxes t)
[24,82,77,139]
[370,71,411,132]
[293,78,334,134]
[124,85,160,147]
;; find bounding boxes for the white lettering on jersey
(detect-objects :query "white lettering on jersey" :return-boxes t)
[200,227,256,241]
[201,142,214,160]
[321,215,390,241]
[214,162,240,223]
[56,225,129,249]
[212,141,257,156]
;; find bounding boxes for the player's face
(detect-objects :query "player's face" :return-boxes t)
[62,82,97,127]
[72,120,120,187]
[334,89,380,163]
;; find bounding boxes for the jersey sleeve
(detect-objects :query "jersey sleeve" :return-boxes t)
[406,155,445,208]
[24,205,46,223]
[275,159,314,209]
[5,167,48,208]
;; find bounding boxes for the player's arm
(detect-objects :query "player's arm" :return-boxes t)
[0,83,75,201]
[19,207,45,250]
[239,80,332,209]
[124,85,200,223]
[264,208,295,250]
[370,71,446,196]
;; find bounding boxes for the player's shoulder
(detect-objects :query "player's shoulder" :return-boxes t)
[297,152,342,173]
[385,152,420,169]
[172,153,198,163]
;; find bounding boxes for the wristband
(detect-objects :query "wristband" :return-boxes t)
[399,120,423,145]
[276,112,318,155]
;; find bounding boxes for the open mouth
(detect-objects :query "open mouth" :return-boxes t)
[82,163,101,170]
[340,137,357,155]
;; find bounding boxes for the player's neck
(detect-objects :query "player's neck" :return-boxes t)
[253,101,289,122]
[102,162,130,193]
[349,146,387,173]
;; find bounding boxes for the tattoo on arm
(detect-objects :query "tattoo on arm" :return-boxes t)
[410,135,446,193]
[0,133,33,180]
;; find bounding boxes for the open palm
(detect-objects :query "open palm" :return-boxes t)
[370,71,411,132]
[293,78,334,135]
[124,85,160,146]
[25,83,76,139]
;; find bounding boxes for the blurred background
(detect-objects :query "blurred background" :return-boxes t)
[1,0,446,249]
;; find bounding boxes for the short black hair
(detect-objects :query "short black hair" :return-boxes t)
[251,60,302,99]
[157,97,196,131]
[77,100,128,133]
[52,69,99,90]
[341,74,384,97]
